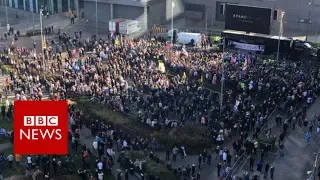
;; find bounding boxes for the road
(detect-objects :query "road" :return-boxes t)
[270,98,320,180]
[236,98,320,180]
[0,6,71,37]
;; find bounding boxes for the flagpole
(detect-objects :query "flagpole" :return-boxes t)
[171,1,175,43]
[40,9,46,80]
[276,12,285,62]
[220,38,225,115]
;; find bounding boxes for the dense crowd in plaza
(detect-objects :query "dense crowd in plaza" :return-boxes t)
[0,28,319,180]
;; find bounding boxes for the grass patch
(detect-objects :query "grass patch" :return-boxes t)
[0,119,14,131]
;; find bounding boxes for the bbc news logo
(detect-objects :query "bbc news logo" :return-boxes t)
[14,101,68,155]
[20,116,62,140]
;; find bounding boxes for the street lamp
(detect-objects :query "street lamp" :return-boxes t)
[306,2,312,42]
[205,8,208,33]
[5,0,9,31]
[33,12,35,31]
[276,12,285,62]
[220,37,225,114]
[171,1,175,43]
[40,9,45,79]
[95,0,98,37]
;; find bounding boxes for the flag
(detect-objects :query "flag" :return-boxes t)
[246,54,251,66]
[42,35,47,49]
[232,56,237,63]
[241,58,248,75]
[158,62,166,73]
[183,72,187,79]
[115,37,120,46]
[182,48,188,57]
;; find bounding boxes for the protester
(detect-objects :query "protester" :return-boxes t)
[0,29,319,180]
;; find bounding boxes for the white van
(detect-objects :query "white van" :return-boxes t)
[177,32,202,45]
[167,29,178,38]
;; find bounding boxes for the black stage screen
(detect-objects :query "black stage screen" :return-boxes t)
[225,4,272,34]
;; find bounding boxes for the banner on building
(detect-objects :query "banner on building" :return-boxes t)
[229,41,265,52]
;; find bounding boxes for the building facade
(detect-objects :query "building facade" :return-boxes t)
[82,0,167,32]
[0,0,83,13]
[182,0,320,35]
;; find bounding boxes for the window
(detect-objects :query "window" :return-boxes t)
[18,0,23,10]
[220,3,225,15]
[79,0,84,9]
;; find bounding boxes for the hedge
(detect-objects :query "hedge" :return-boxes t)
[75,98,155,137]
[122,151,177,180]
[75,99,213,152]
[153,125,213,152]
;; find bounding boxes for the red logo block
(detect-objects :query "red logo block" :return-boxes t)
[14,101,68,155]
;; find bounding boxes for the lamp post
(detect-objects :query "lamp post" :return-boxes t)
[95,0,98,37]
[306,2,312,42]
[171,1,175,43]
[220,38,225,114]
[276,12,285,62]
[33,12,35,31]
[5,0,9,31]
[40,9,45,79]
[205,8,208,33]
[316,23,319,45]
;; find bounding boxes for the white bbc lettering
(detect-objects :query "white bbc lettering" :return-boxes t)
[20,129,30,140]
[24,116,35,126]
[31,129,39,140]
[23,116,59,126]
[39,129,62,140]
[35,116,47,126]
[47,116,58,126]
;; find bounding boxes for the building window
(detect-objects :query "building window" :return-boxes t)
[53,0,58,13]
[25,0,30,11]
[62,0,68,12]
[18,0,24,9]
[70,0,74,10]
[79,0,84,9]
[220,3,225,15]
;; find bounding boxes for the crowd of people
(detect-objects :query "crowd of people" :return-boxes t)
[0,27,319,180]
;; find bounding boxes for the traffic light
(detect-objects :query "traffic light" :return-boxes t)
[173,29,177,44]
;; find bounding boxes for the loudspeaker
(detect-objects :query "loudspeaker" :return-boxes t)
[273,10,278,20]
[173,30,177,44]
[317,48,320,61]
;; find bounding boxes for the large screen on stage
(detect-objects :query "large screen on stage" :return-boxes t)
[225,4,272,34]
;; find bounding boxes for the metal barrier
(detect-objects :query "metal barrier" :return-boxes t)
[222,105,278,179]
[151,26,167,33]
[222,153,247,180]
[156,24,222,35]
[307,150,320,180]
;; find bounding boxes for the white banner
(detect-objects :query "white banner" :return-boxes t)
[230,41,265,52]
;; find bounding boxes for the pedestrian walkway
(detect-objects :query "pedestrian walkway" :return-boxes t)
[235,98,320,180]
[0,142,12,152]
[270,98,320,180]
